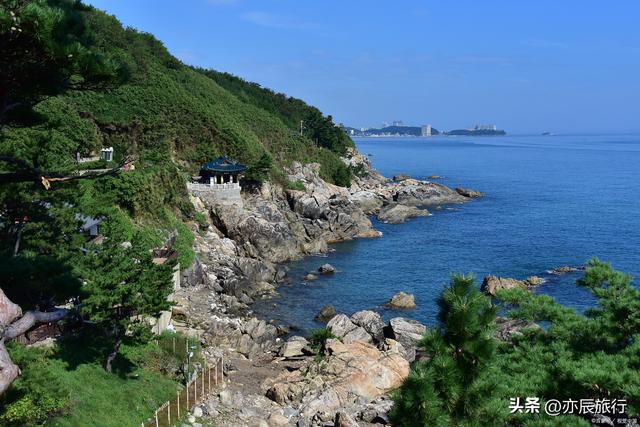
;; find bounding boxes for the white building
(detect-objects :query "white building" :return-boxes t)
[100,147,114,162]
[421,124,432,137]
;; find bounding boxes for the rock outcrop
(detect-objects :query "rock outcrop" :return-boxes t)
[264,338,409,423]
[318,263,336,274]
[455,187,483,198]
[481,275,543,296]
[392,173,411,181]
[281,336,309,358]
[175,147,481,426]
[386,317,427,362]
[315,305,337,322]
[386,291,416,309]
[377,204,430,224]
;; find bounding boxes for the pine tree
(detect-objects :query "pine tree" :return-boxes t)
[80,240,173,372]
[390,274,499,426]
[0,0,125,394]
[0,0,124,124]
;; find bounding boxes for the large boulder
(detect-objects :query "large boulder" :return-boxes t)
[386,291,416,309]
[551,266,579,274]
[351,310,385,343]
[327,314,358,338]
[324,339,409,401]
[181,257,206,287]
[318,263,336,274]
[280,336,309,358]
[455,187,483,198]
[392,181,467,206]
[315,304,338,322]
[266,339,409,421]
[392,173,411,182]
[525,276,543,286]
[243,317,278,345]
[377,204,430,224]
[480,275,527,296]
[387,317,427,362]
[343,326,374,344]
[349,190,383,214]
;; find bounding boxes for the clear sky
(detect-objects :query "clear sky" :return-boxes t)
[85,0,640,134]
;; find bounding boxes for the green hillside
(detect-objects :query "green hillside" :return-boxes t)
[1,2,354,207]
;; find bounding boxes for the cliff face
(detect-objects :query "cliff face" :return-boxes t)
[186,150,475,303]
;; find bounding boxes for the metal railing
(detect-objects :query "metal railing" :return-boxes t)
[141,356,224,427]
[187,182,240,191]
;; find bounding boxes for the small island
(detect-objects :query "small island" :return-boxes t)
[346,123,506,137]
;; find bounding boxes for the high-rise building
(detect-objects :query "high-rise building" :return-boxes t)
[392,120,404,127]
[421,124,432,137]
[382,121,389,128]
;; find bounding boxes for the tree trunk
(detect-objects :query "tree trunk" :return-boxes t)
[104,335,123,374]
[0,287,72,395]
[12,224,24,257]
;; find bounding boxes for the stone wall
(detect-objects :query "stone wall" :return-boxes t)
[189,187,243,208]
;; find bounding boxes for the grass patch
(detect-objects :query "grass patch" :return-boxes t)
[286,180,306,191]
[0,331,189,427]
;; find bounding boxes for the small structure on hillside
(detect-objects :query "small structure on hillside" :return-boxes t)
[100,147,114,162]
[198,156,247,186]
[187,156,247,207]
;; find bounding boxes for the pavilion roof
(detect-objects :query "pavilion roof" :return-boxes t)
[200,156,247,173]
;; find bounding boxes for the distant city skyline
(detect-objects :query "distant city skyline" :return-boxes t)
[85,0,640,134]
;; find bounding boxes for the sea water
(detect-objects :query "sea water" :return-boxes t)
[253,135,640,333]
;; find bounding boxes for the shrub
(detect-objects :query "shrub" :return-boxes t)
[287,180,306,191]
[309,327,337,356]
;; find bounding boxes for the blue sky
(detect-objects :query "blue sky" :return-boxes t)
[85,0,640,134]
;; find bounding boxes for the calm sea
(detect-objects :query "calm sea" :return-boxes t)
[254,135,640,333]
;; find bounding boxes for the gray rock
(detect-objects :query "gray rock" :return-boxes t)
[327,314,358,338]
[386,291,416,309]
[351,310,385,343]
[455,187,483,198]
[349,191,383,214]
[219,389,233,406]
[305,273,318,281]
[377,204,430,224]
[315,305,337,322]
[335,411,359,427]
[243,318,278,344]
[393,181,467,206]
[393,173,411,182]
[192,406,203,418]
[343,326,374,344]
[318,263,336,274]
[281,336,309,358]
[551,266,579,274]
[268,412,290,427]
[387,317,427,362]
[181,258,206,287]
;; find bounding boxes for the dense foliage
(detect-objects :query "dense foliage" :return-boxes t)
[392,260,640,426]
[390,274,500,426]
[0,0,359,421]
[200,69,354,155]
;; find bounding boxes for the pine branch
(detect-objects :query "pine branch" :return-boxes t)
[0,155,130,188]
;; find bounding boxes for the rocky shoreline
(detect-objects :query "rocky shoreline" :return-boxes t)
[172,148,481,426]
